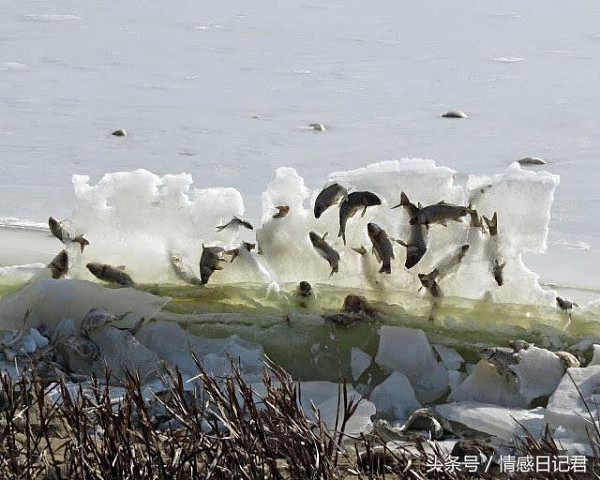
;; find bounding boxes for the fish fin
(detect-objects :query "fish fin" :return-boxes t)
[418,202,423,209]
[361,206,367,217]
[372,247,381,263]
[400,192,410,206]
[213,265,224,271]
[396,239,407,247]
[215,225,226,231]
[437,200,445,204]
[323,232,328,239]
[352,246,366,255]
[391,203,401,209]
[439,220,448,227]
[342,232,347,245]
[329,267,338,278]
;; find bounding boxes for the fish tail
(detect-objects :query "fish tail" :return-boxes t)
[379,264,391,274]
[72,236,89,252]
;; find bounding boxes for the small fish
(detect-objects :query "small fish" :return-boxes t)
[400,408,445,440]
[216,216,253,231]
[47,249,69,279]
[393,193,428,269]
[435,244,470,281]
[468,210,486,233]
[483,212,498,236]
[309,231,340,277]
[483,213,505,286]
[86,262,135,287]
[418,269,443,298]
[338,191,381,244]
[556,296,578,311]
[492,259,507,286]
[48,216,89,252]
[367,223,394,274]
[64,334,101,361]
[352,245,367,256]
[314,183,347,218]
[297,281,313,298]
[409,201,470,228]
[80,308,132,336]
[170,255,202,286]
[480,347,519,380]
[272,205,290,219]
[199,245,225,284]
[225,242,256,262]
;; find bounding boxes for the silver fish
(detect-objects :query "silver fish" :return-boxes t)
[199,245,225,284]
[86,262,135,287]
[483,213,506,286]
[297,281,313,298]
[216,216,253,231]
[47,249,69,279]
[393,193,428,269]
[64,334,101,361]
[48,216,89,252]
[169,255,202,286]
[272,205,290,219]
[80,308,132,336]
[556,296,578,311]
[367,223,394,274]
[309,231,340,277]
[314,183,347,218]
[338,191,381,244]
[435,244,470,281]
[418,269,443,298]
[409,201,469,228]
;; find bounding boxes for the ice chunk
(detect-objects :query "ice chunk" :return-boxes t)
[467,163,560,254]
[588,344,600,366]
[89,327,159,382]
[351,347,372,380]
[0,278,168,331]
[545,366,600,440]
[436,402,545,440]
[509,346,565,404]
[70,170,253,284]
[433,344,464,371]
[375,326,449,402]
[452,360,526,407]
[368,372,421,421]
[299,381,375,435]
[58,161,561,306]
[136,321,264,377]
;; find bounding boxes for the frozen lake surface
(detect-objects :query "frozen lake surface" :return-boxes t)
[1,0,599,294]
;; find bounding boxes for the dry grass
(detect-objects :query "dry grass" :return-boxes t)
[0,357,598,479]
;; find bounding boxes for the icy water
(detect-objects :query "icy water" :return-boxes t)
[1,0,600,297]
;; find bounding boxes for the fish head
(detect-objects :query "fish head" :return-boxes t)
[308,231,320,245]
[298,281,312,296]
[366,222,379,236]
[86,263,101,276]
